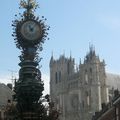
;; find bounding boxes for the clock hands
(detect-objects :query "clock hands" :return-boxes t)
[28,25,34,32]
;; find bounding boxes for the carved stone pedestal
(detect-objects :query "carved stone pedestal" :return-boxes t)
[22,112,39,120]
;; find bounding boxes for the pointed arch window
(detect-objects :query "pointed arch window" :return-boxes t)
[90,68,92,73]
[86,91,90,107]
[55,72,58,84]
[55,71,62,83]
[85,70,88,84]
[59,71,61,82]
[67,62,70,74]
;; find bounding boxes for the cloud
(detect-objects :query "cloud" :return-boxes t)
[0,73,50,95]
[0,74,12,85]
[42,74,50,95]
[98,14,120,30]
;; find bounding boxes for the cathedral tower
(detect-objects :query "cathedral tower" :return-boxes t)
[50,54,75,99]
[50,46,109,120]
[50,55,75,120]
[79,45,109,118]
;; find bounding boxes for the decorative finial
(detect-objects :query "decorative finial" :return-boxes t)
[80,58,81,64]
[70,50,72,57]
[20,0,38,9]
[20,0,39,15]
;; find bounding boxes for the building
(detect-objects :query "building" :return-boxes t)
[92,90,120,120]
[50,46,120,120]
[0,83,14,119]
[0,83,14,108]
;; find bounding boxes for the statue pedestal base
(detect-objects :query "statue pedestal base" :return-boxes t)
[22,112,39,120]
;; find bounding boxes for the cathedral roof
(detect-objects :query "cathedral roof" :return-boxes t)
[106,73,120,90]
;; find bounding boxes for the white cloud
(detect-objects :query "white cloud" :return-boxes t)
[0,73,50,95]
[0,74,12,85]
[42,73,50,95]
[98,14,120,30]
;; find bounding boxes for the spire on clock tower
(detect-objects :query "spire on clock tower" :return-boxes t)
[20,0,39,17]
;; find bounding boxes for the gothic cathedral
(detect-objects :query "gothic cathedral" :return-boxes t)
[50,45,109,120]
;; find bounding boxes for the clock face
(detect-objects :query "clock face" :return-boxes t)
[20,20,41,41]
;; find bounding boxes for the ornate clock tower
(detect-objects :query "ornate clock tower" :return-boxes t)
[12,0,49,119]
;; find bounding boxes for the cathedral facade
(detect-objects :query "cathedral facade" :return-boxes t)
[50,46,109,120]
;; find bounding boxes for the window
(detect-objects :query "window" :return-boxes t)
[55,71,61,83]
[82,100,84,108]
[55,72,58,84]
[85,74,88,83]
[59,71,61,82]
[90,68,92,73]
[86,91,90,107]
[85,70,88,83]
[116,107,119,120]
[87,95,90,106]
[67,62,70,74]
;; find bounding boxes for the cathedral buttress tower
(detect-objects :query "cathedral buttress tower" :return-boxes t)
[79,45,109,114]
[50,54,75,99]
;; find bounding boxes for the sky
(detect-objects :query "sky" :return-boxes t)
[1,0,120,94]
